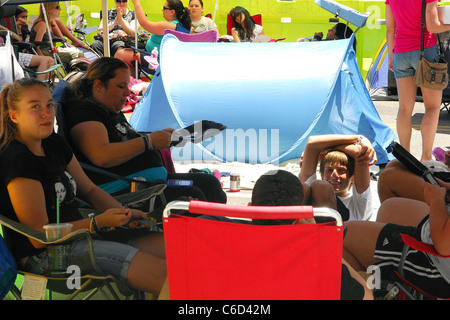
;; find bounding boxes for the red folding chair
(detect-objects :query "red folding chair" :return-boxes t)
[392,233,450,300]
[162,200,344,300]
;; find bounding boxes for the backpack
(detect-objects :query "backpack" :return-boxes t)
[0,233,17,300]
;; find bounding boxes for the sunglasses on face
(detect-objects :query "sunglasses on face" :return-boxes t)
[116,0,128,3]
[163,6,171,10]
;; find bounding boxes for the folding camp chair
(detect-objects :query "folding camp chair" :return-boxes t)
[73,13,98,47]
[163,29,217,42]
[162,200,344,300]
[0,212,138,300]
[387,233,450,300]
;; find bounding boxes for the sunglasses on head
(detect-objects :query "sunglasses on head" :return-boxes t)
[163,6,171,10]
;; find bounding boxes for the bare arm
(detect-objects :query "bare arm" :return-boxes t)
[117,7,140,36]
[131,0,176,35]
[69,120,173,168]
[54,18,90,50]
[32,20,47,55]
[231,28,240,42]
[426,1,450,34]
[335,138,377,194]
[6,155,144,249]
[299,134,365,182]
[0,25,22,41]
[423,181,450,256]
[385,4,396,71]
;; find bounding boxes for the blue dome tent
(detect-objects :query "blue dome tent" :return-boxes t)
[129,33,396,165]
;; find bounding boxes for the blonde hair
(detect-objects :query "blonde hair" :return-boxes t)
[39,2,59,27]
[319,150,355,177]
[0,79,48,150]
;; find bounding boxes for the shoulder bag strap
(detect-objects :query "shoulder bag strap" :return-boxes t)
[420,0,426,59]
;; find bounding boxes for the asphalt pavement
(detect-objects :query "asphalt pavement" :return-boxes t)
[372,97,450,160]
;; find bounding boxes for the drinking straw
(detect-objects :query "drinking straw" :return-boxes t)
[56,198,60,222]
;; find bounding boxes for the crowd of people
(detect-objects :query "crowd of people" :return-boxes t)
[1,0,450,301]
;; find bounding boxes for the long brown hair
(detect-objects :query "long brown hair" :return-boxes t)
[0,79,48,150]
[38,2,59,28]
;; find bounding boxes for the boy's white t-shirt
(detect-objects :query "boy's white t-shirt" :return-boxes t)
[305,172,374,221]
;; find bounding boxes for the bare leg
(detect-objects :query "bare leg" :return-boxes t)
[377,159,425,203]
[376,197,429,226]
[133,232,166,259]
[419,86,442,161]
[127,251,167,295]
[396,77,417,153]
[29,55,55,81]
[343,220,385,272]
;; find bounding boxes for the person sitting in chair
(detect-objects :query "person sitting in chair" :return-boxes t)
[250,169,373,300]
[62,57,226,213]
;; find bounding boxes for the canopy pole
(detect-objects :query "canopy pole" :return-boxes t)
[102,0,110,57]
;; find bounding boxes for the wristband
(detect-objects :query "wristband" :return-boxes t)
[142,135,149,151]
[142,134,154,151]
[354,135,364,146]
[88,213,97,234]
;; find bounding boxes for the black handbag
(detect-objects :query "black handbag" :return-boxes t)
[414,0,449,90]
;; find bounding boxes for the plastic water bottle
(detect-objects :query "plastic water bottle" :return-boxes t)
[151,47,158,60]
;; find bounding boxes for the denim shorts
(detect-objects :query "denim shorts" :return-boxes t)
[24,238,139,280]
[393,45,440,79]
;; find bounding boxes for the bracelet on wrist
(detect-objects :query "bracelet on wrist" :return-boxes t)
[354,135,364,146]
[142,135,149,151]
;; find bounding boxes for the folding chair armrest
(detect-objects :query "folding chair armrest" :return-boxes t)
[114,183,166,206]
[130,46,149,56]
[0,212,89,245]
[77,184,166,215]
[81,162,154,184]
[400,233,449,258]
[24,64,62,75]
[13,41,35,50]
[74,26,98,35]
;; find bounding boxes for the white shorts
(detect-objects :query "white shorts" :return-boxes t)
[18,52,33,67]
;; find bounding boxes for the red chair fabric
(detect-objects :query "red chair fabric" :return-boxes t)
[163,201,343,300]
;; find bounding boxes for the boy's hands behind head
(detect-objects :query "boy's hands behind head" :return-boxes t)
[355,137,377,166]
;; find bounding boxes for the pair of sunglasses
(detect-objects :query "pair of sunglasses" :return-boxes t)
[116,0,128,3]
[163,6,172,10]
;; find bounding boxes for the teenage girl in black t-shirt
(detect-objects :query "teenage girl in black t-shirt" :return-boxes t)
[0,78,166,296]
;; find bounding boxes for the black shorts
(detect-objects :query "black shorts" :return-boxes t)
[374,218,450,298]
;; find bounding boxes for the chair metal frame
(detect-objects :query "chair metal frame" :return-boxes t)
[0,213,125,300]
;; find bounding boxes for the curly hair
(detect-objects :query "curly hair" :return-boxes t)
[251,170,304,226]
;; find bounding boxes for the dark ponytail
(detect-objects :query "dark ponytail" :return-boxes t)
[168,0,191,30]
